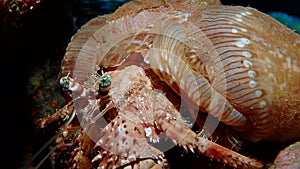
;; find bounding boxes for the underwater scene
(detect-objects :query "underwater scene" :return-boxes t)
[1,0,299,169]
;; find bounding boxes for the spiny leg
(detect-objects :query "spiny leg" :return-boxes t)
[31,73,114,169]
[27,108,79,169]
[36,100,74,128]
[157,115,263,168]
[102,65,262,168]
[92,113,167,168]
[147,90,263,168]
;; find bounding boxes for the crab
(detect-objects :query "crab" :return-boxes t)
[28,0,300,168]
[33,65,262,169]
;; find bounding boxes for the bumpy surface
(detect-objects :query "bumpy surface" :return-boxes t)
[31,0,300,168]
[60,0,300,142]
[272,141,300,169]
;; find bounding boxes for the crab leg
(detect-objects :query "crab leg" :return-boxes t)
[97,65,263,169]
[149,89,263,169]
[36,100,74,128]
[157,116,263,168]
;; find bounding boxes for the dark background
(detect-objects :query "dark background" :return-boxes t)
[0,0,299,168]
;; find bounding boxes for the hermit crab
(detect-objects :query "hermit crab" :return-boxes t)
[28,0,300,168]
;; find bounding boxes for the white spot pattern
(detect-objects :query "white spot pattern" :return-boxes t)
[242,51,252,58]
[231,28,238,33]
[145,127,152,137]
[259,101,267,108]
[249,80,257,88]
[255,90,263,97]
[248,70,256,78]
[243,60,252,67]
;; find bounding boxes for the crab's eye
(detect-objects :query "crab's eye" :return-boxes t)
[60,76,70,89]
[98,74,112,89]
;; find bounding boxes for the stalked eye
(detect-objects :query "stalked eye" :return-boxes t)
[60,76,70,89]
[98,74,112,90]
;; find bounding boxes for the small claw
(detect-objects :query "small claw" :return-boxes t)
[188,145,195,153]
[182,145,188,152]
[149,137,159,143]
[92,154,102,163]
[172,139,177,145]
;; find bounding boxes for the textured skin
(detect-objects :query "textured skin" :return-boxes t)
[44,0,300,168]
[189,6,300,143]
[272,141,300,169]
[55,65,263,168]
[60,0,300,143]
